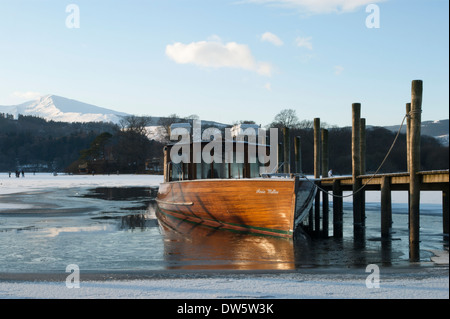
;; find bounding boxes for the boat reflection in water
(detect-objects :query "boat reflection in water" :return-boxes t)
[157,208,312,270]
[155,202,410,270]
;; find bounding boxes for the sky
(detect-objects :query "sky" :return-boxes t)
[0,0,448,127]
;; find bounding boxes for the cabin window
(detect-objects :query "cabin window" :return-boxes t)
[202,162,211,179]
[171,162,182,181]
[182,163,189,180]
[221,162,229,178]
[229,163,243,178]
[249,149,260,178]
[196,160,228,179]
[165,140,270,181]
[207,165,218,178]
[213,162,228,179]
[214,152,229,179]
[249,163,260,178]
[196,162,205,179]
[196,162,215,179]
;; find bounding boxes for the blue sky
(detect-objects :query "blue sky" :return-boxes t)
[0,0,448,127]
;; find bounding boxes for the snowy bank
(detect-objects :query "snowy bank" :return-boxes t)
[0,173,163,196]
[1,271,448,299]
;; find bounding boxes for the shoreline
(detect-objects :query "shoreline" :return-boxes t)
[1,265,448,299]
[1,254,448,282]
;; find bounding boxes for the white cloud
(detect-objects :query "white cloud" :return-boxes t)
[166,39,273,76]
[334,65,344,75]
[261,32,284,46]
[264,82,272,91]
[11,91,41,100]
[244,0,386,14]
[295,36,313,50]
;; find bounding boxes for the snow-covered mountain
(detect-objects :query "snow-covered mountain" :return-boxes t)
[0,95,129,123]
[384,119,449,146]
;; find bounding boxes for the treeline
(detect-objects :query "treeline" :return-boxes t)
[286,126,449,175]
[1,112,448,175]
[0,115,118,172]
[268,109,448,175]
[0,114,163,173]
[67,116,164,174]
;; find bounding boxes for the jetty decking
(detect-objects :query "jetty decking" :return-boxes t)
[319,170,449,236]
[287,80,448,262]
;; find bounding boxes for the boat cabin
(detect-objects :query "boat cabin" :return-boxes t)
[163,123,276,182]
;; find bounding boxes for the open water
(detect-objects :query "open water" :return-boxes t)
[0,185,447,273]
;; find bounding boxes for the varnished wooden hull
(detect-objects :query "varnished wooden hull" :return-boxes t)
[156,178,316,238]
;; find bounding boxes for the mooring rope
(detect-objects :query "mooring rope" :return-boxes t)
[302,109,421,198]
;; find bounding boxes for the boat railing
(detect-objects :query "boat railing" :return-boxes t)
[270,161,286,174]
[261,172,309,179]
[261,173,292,178]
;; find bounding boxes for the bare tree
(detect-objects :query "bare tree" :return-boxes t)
[119,115,152,137]
[157,114,182,142]
[116,115,153,172]
[268,109,301,129]
[298,119,313,129]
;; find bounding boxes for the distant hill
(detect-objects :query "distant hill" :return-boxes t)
[1,95,447,146]
[382,119,449,146]
[0,95,228,129]
[0,95,129,124]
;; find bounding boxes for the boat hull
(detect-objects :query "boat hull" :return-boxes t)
[156,178,315,238]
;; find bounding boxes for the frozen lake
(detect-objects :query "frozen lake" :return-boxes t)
[0,173,447,273]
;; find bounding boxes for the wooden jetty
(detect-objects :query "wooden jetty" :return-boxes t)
[289,80,448,262]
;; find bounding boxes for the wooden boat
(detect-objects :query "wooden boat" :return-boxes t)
[156,123,316,238]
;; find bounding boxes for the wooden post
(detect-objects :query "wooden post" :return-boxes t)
[321,129,329,237]
[360,119,366,176]
[314,118,321,179]
[406,103,411,173]
[409,80,422,261]
[406,103,411,230]
[381,176,392,238]
[443,186,449,236]
[283,127,290,174]
[360,118,366,225]
[314,118,321,234]
[321,129,329,177]
[294,136,302,174]
[333,179,343,238]
[314,184,321,236]
[352,103,363,227]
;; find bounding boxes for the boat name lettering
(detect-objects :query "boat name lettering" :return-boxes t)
[256,188,278,194]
